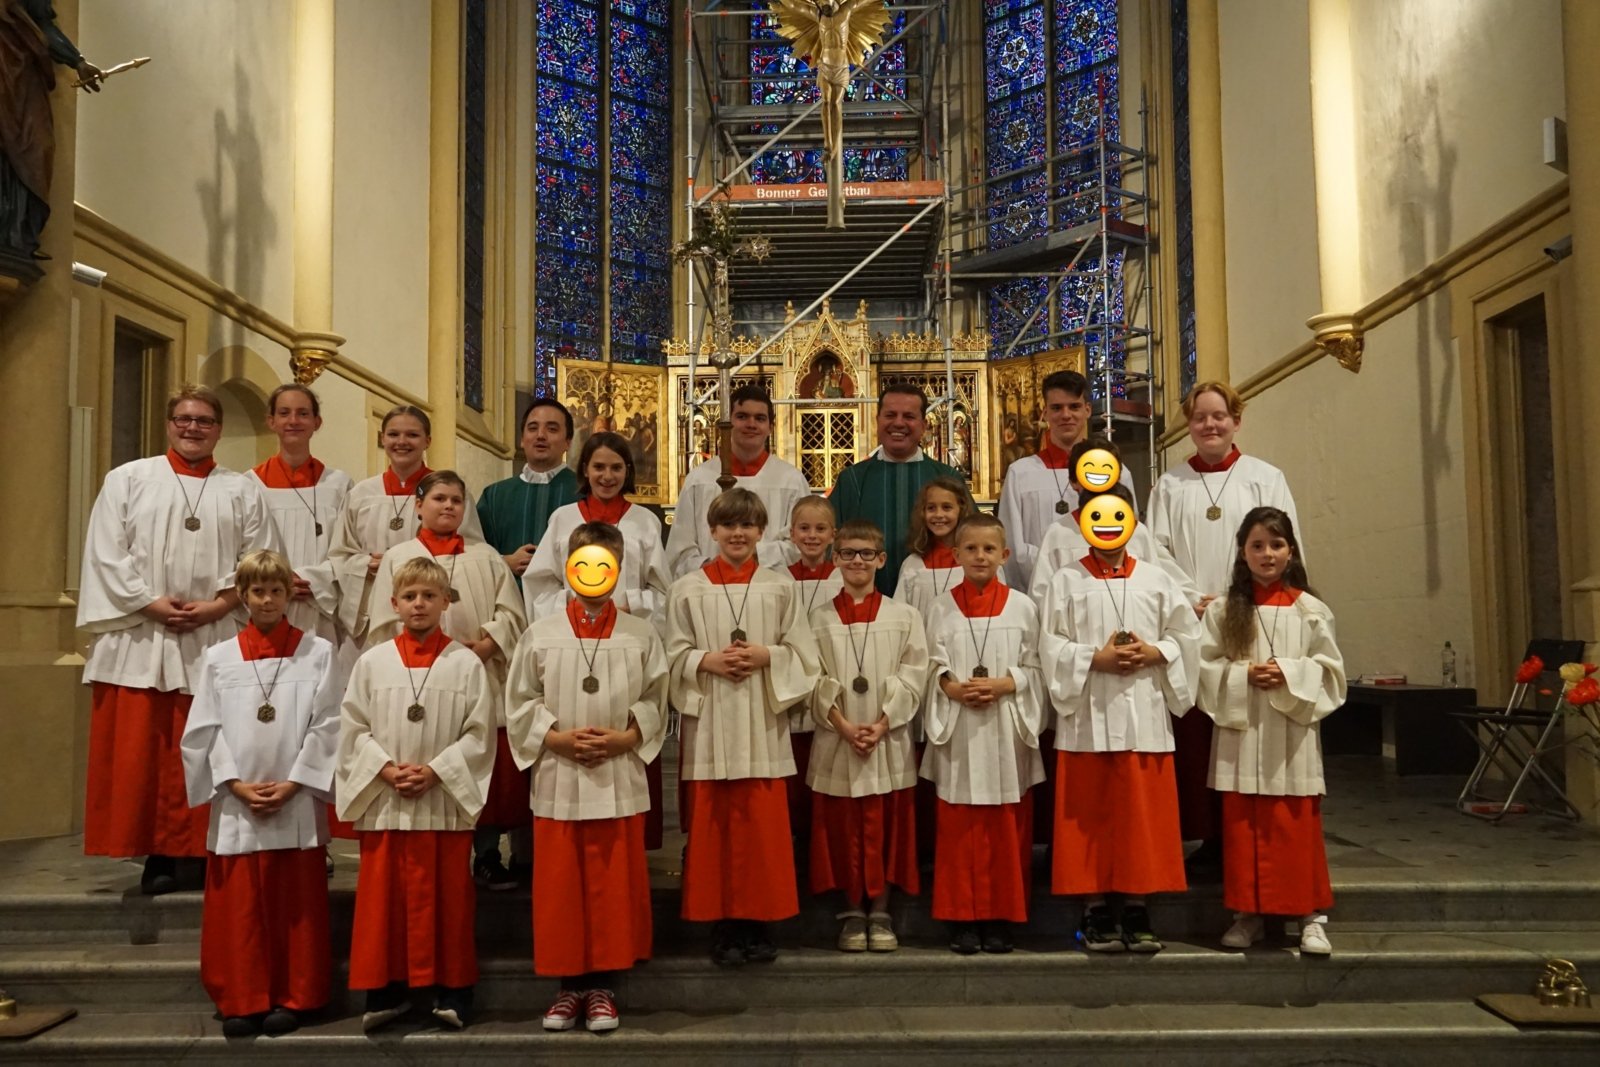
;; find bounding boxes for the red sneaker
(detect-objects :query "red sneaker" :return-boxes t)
[542,990,583,1032]
[584,988,620,1033]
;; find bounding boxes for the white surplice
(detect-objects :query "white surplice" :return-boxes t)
[776,565,845,734]
[1146,454,1300,604]
[180,632,340,855]
[806,595,930,798]
[919,589,1047,805]
[664,454,812,578]
[1198,593,1347,795]
[247,466,352,644]
[522,503,670,631]
[505,610,669,820]
[997,452,1138,590]
[667,567,823,780]
[1027,516,1198,607]
[1037,557,1201,753]
[78,456,280,693]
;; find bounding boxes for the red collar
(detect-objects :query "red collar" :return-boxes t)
[1080,553,1137,579]
[923,541,957,569]
[728,450,770,478]
[396,627,451,667]
[1036,442,1071,470]
[1252,580,1303,607]
[704,556,759,585]
[417,527,465,556]
[166,449,216,478]
[578,495,631,524]
[237,621,303,660]
[952,577,1008,617]
[1188,446,1242,473]
[789,560,836,581]
[253,454,325,489]
[1069,506,1083,524]
[833,588,882,624]
[566,598,618,639]
[383,465,431,497]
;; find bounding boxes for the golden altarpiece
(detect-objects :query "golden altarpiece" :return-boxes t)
[556,298,1082,507]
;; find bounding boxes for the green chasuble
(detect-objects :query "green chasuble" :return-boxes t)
[830,454,969,596]
[476,467,579,586]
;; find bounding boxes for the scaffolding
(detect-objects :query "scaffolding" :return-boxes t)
[679,1,1160,491]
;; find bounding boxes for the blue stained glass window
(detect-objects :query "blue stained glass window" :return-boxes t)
[608,3,672,367]
[610,15,670,108]
[989,276,1052,358]
[610,97,672,187]
[463,0,487,411]
[1054,0,1118,75]
[984,2,1046,102]
[536,79,600,169]
[536,0,600,86]
[1171,0,1198,397]
[536,162,601,253]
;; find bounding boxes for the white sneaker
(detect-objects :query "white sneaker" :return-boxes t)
[1299,917,1331,956]
[837,912,868,952]
[1220,913,1265,949]
[866,912,899,952]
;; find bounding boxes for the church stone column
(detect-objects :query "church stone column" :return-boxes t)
[1186,0,1230,387]
[1305,0,1365,372]
[426,0,460,467]
[0,0,90,840]
[290,0,344,383]
[1561,0,1600,821]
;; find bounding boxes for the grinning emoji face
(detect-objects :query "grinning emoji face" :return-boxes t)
[1073,448,1120,493]
[1078,493,1135,551]
[566,545,620,599]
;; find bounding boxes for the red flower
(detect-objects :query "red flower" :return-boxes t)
[1567,678,1600,707]
[1587,663,1599,676]
[1515,656,1544,684]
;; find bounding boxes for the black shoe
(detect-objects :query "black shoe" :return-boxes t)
[1078,905,1126,953]
[361,983,411,1032]
[1185,839,1223,875]
[140,855,178,896]
[509,857,533,887]
[473,854,517,892]
[261,1008,299,1036]
[711,921,746,966]
[1120,905,1163,953]
[742,921,778,963]
[949,922,981,955]
[433,986,473,1030]
[221,1014,262,1038]
[980,922,1014,954]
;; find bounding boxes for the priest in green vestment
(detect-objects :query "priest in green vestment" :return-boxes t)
[477,397,579,587]
[829,384,971,595]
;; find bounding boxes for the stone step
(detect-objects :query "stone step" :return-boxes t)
[3,932,1598,1015]
[4,875,1599,947]
[1,1001,1595,1065]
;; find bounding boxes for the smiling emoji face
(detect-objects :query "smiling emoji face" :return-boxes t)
[1073,448,1120,493]
[566,545,620,599]
[1078,493,1135,551]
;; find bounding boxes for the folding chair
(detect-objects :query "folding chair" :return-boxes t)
[1451,638,1586,821]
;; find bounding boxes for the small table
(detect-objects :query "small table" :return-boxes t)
[1333,683,1480,775]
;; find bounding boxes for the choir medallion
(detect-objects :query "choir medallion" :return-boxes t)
[256,703,275,723]
[184,516,201,532]
[971,665,989,679]
[1205,505,1222,521]
[389,516,406,531]
[449,588,461,604]
[1055,500,1070,515]
[314,521,324,537]
[407,702,425,722]
[852,675,869,694]
[1114,630,1136,645]
[730,628,746,643]
[582,675,600,694]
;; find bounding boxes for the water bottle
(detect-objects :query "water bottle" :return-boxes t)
[1441,641,1457,687]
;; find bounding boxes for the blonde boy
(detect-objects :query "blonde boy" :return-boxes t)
[777,494,844,839]
[338,557,495,1031]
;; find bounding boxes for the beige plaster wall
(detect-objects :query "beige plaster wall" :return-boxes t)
[75,0,296,322]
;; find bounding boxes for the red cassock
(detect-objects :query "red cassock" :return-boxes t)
[201,849,330,1017]
[1051,750,1187,896]
[931,797,1032,922]
[348,830,477,989]
[809,787,919,901]
[532,814,653,976]
[680,778,798,922]
[478,728,533,828]
[1221,792,1334,916]
[85,683,208,857]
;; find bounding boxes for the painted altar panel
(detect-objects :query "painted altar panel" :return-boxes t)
[556,358,669,503]
[986,345,1085,497]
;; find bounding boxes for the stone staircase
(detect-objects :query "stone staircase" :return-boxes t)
[3,870,1599,1064]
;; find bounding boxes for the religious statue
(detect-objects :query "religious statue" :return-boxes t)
[0,0,102,275]
[768,0,891,229]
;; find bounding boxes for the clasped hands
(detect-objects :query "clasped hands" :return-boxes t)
[545,725,640,767]
[380,762,440,798]
[939,672,1016,709]
[143,595,234,633]
[700,640,772,682]
[1247,659,1285,690]
[1089,632,1166,676]
[829,708,888,758]
[228,779,302,816]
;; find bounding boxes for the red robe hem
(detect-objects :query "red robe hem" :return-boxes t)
[809,787,920,901]
[85,683,208,858]
[681,778,798,922]
[1221,791,1334,916]
[931,797,1032,922]
[201,849,331,1017]
[532,814,653,976]
[348,830,477,989]
[1052,750,1187,896]
[478,728,532,828]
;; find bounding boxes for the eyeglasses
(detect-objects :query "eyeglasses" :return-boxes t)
[170,415,220,429]
[833,548,881,561]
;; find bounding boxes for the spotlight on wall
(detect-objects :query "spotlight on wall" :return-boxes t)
[1544,235,1573,264]
[70,262,107,287]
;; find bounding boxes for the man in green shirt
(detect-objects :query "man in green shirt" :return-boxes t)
[477,397,579,591]
[829,384,969,595]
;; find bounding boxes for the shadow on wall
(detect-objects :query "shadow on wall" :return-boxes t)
[1384,73,1457,596]
[196,60,278,353]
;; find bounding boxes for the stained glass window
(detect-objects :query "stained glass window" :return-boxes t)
[1171,0,1198,398]
[533,1,673,394]
[463,0,487,411]
[746,9,910,184]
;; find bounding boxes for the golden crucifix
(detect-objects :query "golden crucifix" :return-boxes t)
[768,0,891,229]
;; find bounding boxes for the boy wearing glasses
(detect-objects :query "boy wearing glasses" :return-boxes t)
[78,385,280,894]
